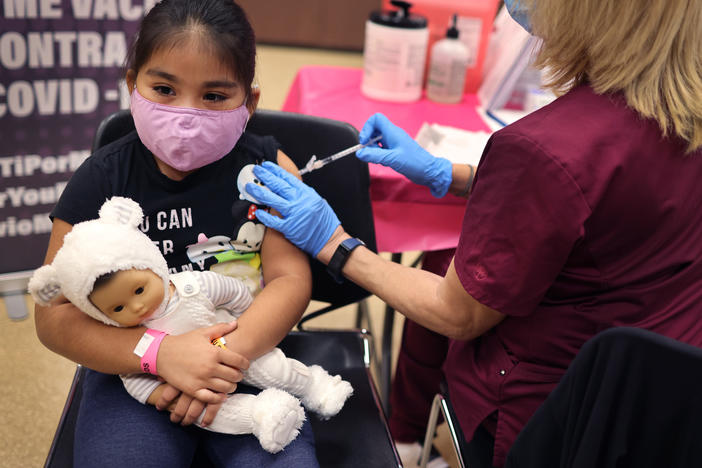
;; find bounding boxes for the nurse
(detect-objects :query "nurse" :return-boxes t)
[246,0,702,466]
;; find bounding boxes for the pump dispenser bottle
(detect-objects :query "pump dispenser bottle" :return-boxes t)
[426,14,470,103]
[362,1,429,102]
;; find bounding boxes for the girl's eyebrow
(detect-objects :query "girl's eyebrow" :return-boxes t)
[144,69,237,89]
[145,68,178,82]
[204,80,239,89]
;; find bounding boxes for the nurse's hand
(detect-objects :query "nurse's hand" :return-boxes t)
[357,113,453,198]
[247,161,341,257]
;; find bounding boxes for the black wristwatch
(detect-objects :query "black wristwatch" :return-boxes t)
[326,237,366,284]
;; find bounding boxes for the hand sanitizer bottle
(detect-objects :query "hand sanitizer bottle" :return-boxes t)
[427,14,470,104]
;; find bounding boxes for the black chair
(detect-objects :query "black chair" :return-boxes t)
[44,109,400,468]
[505,327,702,468]
[421,327,702,468]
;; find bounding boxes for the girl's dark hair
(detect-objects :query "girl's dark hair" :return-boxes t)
[126,0,256,99]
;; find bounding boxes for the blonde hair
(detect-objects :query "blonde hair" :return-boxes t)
[526,0,702,152]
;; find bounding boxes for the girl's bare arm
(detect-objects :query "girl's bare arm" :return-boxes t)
[222,151,312,359]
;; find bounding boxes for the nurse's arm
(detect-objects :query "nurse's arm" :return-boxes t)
[317,229,505,340]
[447,164,477,198]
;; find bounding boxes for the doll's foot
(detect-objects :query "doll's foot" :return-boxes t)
[252,388,305,453]
[300,365,353,419]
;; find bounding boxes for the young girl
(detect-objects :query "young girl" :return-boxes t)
[34,1,318,466]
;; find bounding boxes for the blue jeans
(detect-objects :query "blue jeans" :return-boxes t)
[74,370,319,467]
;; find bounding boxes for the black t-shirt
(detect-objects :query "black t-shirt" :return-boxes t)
[53,130,279,288]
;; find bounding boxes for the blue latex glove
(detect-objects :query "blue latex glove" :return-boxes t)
[357,113,453,198]
[245,161,341,257]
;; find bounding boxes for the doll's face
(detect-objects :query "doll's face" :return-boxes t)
[89,269,165,327]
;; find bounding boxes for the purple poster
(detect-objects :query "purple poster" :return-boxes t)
[0,0,153,274]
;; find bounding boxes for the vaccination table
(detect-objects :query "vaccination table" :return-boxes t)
[282,65,492,254]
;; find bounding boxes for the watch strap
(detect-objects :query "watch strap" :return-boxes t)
[326,237,365,283]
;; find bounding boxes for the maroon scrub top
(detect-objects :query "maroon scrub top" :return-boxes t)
[448,84,702,467]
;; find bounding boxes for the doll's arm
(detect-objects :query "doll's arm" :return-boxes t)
[122,373,162,404]
[200,270,253,318]
[145,383,175,410]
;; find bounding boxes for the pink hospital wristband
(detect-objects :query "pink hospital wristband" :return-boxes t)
[133,329,167,375]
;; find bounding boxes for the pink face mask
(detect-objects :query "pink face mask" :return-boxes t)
[130,89,249,172]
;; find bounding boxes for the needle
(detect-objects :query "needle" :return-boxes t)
[298,135,383,175]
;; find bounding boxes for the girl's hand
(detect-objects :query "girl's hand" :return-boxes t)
[198,401,223,428]
[169,392,222,427]
[156,321,249,403]
[153,382,181,412]
[153,384,223,427]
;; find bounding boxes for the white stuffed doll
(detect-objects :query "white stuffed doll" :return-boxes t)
[29,196,353,453]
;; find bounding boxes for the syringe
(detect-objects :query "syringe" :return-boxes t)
[298,135,383,175]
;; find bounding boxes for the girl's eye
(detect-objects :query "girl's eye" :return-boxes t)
[135,287,144,295]
[153,85,174,96]
[113,305,124,313]
[204,93,227,102]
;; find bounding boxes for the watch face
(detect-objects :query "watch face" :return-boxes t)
[328,238,365,283]
[342,238,364,251]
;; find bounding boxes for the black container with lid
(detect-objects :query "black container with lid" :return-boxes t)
[368,1,428,29]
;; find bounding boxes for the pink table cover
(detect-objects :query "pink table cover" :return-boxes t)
[282,66,491,253]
